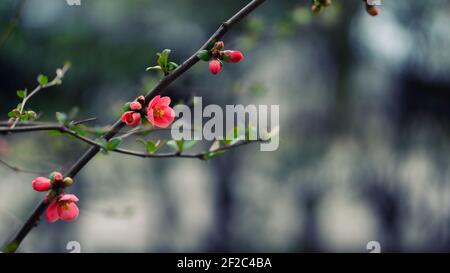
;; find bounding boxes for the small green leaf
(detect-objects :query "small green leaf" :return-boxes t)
[107,138,122,151]
[203,150,226,161]
[183,140,197,151]
[16,89,27,98]
[145,66,162,71]
[56,112,67,124]
[95,138,109,154]
[8,110,19,118]
[37,74,48,85]
[168,62,179,71]
[19,113,29,122]
[196,50,212,61]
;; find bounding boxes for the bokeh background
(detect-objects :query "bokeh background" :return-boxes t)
[1,0,450,253]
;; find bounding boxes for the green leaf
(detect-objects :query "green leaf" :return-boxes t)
[167,62,179,71]
[145,66,162,71]
[7,110,19,118]
[56,112,67,124]
[107,137,122,151]
[183,140,197,151]
[145,141,157,153]
[19,113,29,122]
[203,150,226,161]
[196,50,212,61]
[95,138,109,154]
[222,127,240,145]
[70,124,88,136]
[16,89,27,98]
[137,139,164,154]
[37,74,48,85]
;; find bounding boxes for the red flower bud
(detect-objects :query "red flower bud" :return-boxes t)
[121,111,142,126]
[223,50,244,63]
[130,101,142,111]
[137,96,146,105]
[54,172,63,182]
[209,59,222,75]
[32,177,52,192]
[214,41,225,50]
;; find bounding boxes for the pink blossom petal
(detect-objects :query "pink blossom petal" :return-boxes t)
[46,201,60,223]
[57,202,79,222]
[59,194,79,202]
[148,95,161,110]
[156,96,171,108]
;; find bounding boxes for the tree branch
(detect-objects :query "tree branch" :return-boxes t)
[1,0,266,253]
[1,121,267,160]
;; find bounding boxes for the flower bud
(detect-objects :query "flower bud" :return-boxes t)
[222,50,244,63]
[49,171,63,183]
[214,41,225,51]
[209,59,222,75]
[63,177,73,188]
[137,96,146,105]
[130,101,142,111]
[32,177,52,192]
[197,50,212,61]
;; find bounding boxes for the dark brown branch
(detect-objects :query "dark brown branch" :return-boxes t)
[1,0,266,253]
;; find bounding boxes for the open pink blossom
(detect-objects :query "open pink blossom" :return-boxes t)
[146,95,175,128]
[121,111,141,126]
[32,177,52,192]
[46,194,79,223]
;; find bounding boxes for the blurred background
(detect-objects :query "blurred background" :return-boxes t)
[1,0,450,253]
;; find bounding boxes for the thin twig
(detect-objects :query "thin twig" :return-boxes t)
[0,159,47,175]
[9,63,71,129]
[1,0,266,253]
[0,122,267,160]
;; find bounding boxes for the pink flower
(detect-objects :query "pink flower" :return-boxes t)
[121,111,141,126]
[46,194,80,223]
[32,177,52,192]
[223,50,244,63]
[146,95,175,128]
[130,101,142,111]
[209,59,222,75]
